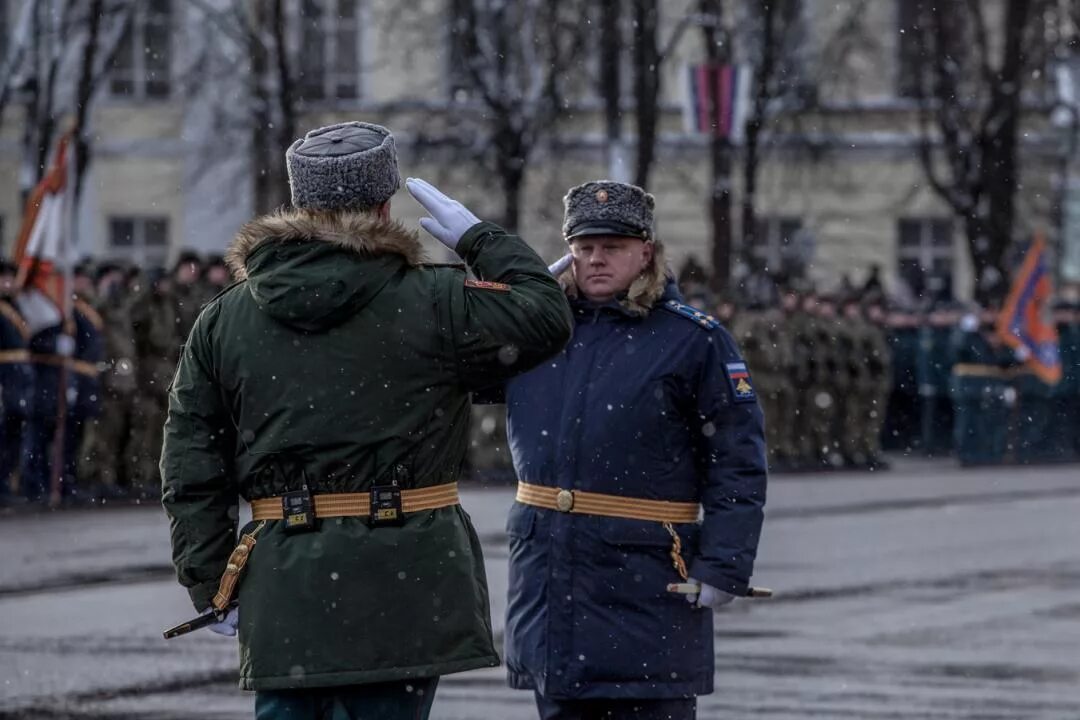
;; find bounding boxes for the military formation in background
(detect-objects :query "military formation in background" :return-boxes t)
[470,268,1080,479]
[0,253,232,506]
[2,254,1080,507]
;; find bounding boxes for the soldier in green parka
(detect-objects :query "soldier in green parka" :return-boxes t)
[160,122,573,718]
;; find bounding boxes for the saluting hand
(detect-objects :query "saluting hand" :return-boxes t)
[406,178,481,251]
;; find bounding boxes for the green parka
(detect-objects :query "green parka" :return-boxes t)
[161,209,573,691]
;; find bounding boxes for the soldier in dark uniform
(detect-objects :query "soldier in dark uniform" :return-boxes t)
[67,294,104,500]
[949,306,1014,466]
[862,297,893,468]
[502,181,767,719]
[21,297,102,503]
[1054,300,1080,461]
[0,261,33,506]
[919,301,960,457]
[882,301,920,452]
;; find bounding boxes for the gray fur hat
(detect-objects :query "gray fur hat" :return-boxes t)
[562,180,655,242]
[286,121,401,212]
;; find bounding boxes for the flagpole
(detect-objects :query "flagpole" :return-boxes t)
[48,130,77,508]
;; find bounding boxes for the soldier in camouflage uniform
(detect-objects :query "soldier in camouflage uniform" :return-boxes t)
[130,270,180,493]
[171,251,204,341]
[771,289,800,469]
[790,291,820,468]
[82,264,138,495]
[197,254,232,308]
[811,294,843,467]
[731,303,777,466]
[835,296,863,466]
[838,296,892,468]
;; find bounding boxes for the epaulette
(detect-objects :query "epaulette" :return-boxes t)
[0,299,30,340]
[74,298,104,331]
[659,299,720,330]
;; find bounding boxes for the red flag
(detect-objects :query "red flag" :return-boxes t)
[996,232,1062,384]
[12,132,75,333]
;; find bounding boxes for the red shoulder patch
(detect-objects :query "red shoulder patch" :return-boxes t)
[465,279,511,293]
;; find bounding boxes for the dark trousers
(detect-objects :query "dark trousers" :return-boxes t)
[0,416,23,501]
[20,416,81,501]
[535,693,696,720]
[255,679,439,720]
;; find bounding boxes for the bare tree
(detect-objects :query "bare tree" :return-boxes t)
[250,0,296,213]
[738,0,802,271]
[631,0,660,189]
[699,0,735,292]
[4,0,132,201]
[908,0,1052,302]
[450,0,591,230]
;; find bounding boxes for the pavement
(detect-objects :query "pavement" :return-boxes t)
[1,457,1079,719]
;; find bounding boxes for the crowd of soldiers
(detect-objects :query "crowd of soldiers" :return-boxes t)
[466,270,1080,479]
[726,289,893,471]
[0,253,232,506]
[3,254,1079,507]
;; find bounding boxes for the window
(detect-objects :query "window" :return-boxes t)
[110,0,172,99]
[109,216,170,267]
[897,218,953,298]
[750,216,808,278]
[297,0,361,102]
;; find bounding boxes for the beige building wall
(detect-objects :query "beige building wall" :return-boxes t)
[0,0,1066,302]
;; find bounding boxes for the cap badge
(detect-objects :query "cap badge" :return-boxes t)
[596,189,609,203]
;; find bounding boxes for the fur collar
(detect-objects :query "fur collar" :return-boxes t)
[557,242,669,317]
[226,208,428,281]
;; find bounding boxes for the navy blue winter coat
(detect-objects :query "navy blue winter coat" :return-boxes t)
[503,284,767,700]
[0,300,34,419]
[27,301,102,421]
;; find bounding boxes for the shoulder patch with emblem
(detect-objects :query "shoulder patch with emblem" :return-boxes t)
[465,279,511,293]
[724,361,756,403]
[660,299,720,330]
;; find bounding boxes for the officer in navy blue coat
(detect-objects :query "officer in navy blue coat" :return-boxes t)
[21,299,102,502]
[501,181,767,719]
[0,262,34,505]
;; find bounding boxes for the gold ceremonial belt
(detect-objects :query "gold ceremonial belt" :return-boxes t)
[516,481,700,524]
[952,363,1012,380]
[250,483,460,520]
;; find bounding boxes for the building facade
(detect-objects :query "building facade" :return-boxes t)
[0,0,1072,302]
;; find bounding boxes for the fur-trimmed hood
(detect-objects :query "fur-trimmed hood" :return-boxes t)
[225,208,428,332]
[555,242,670,316]
[225,208,426,280]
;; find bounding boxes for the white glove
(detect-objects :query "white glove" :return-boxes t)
[685,578,736,609]
[406,178,481,251]
[202,607,239,637]
[548,253,572,276]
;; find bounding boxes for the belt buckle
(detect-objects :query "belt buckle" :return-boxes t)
[555,489,574,512]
